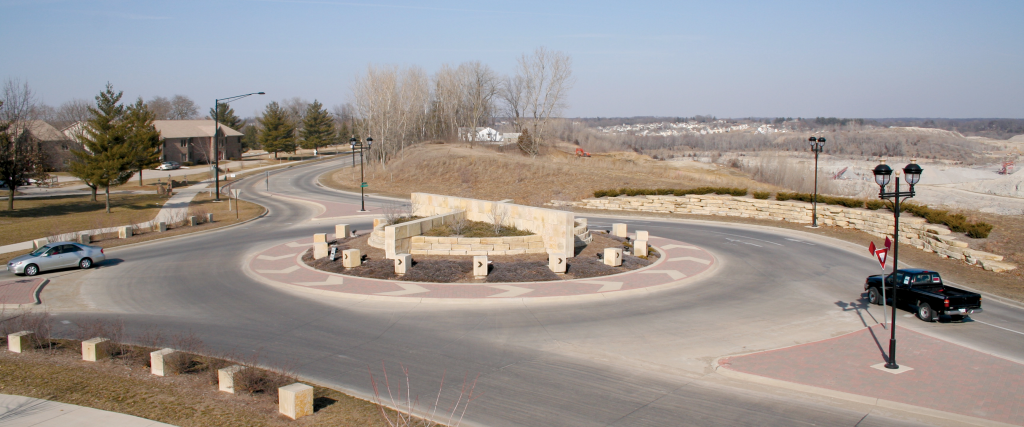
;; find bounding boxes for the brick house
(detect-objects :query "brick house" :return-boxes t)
[10,120,82,172]
[152,120,243,165]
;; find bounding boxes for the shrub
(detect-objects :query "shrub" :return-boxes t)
[182,161,194,167]
[865,200,886,210]
[594,187,748,198]
[901,203,993,238]
[752,191,771,200]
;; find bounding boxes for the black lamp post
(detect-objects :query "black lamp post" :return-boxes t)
[214,91,265,201]
[809,136,826,227]
[872,158,923,369]
[349,136,373,212]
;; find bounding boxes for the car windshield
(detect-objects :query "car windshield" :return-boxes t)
[29,246,51,256]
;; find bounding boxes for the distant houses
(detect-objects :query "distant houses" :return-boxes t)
[458,127,520,144]
[8,120,84,171]
[152,120,242,164]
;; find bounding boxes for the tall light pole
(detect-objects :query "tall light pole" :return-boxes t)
[872,159,923,370]
[349,136,373,212]
[809,136,826,228]
[214,91,265,201]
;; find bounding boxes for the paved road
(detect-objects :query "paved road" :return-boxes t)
[11,155,1024,426]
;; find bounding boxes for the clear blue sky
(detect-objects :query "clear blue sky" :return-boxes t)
[2,0,1022,118]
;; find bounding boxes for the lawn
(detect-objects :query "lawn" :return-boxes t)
[0,193,167,247]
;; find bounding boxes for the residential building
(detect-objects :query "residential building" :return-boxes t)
[152,120,242,164]
[11,120,82,171]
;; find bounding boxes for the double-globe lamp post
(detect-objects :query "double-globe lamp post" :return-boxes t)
[872,158,923,370]
[349,137,373,212]
[808,136,826,227]
[213,92,265,201]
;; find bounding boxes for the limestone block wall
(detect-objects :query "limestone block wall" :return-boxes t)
[567,195,1014,272]
[411,193,575,257]
[384,211,464,259]
[410,235,546,256]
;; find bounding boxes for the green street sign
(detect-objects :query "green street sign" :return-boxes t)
[361,182,368,188]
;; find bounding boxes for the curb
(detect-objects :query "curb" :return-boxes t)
[0,278,48,309]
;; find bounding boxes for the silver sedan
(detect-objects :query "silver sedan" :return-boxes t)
[7,242,106,276]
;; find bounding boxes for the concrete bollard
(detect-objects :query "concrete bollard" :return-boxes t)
[335,224,350,240]
[636,230,649,241]
[118,226,132,239]
[313,233,327,243]
[206,213,214,223]
[8,331,34,353]
[188,216,198,226]
[32,238,48,250]
[218,365,248,394]
[395,253,411,275]
[634,240,649,257]
[549,252,567,273]
[279,383,314,420]
[82,337,112,362]
[612,223,628,238]
[474,255,488,278]
[157,221,167,232]
[604,248,623,267]
[313,242,329,260]
[78,233,92,244]
[342,249,361,268]
[150,348,177,376]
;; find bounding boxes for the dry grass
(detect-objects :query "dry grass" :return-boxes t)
[0,194,167,247]
[321,143,778,206]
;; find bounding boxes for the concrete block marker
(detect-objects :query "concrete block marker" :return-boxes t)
[474,255,488,277]
[549,252,567,273]
[118,226,132,239]
[612,223,627,238]
[157,221,167,232]
[8,331,34,353]
[150,348,177,376]
[636,230,649,241]
[604,248,622,267]
[188,216,198,226]
[32,238,48,250]
[79,233,91,244]
[395,253,411,275]
[335,224,350,240]
[218,365,248,393]
[279,382,314,420]
[313,242,329,260]
[313,233,327,243]
[82,337,111,362]
[342,249,361,268]
[634,240,649,257]
[206,213,214,223]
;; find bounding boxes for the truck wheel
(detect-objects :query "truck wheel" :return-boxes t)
[917,303,935,322]
[868,288,882,305]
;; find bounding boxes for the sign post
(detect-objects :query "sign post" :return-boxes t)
[869,239,892,328]
[232,189,241,219]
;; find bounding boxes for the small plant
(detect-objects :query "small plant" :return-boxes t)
[384,202,414,225]
[752,191,771,200]
[449,211,468,236]
[865,200,886,210]
[489,204,510,235]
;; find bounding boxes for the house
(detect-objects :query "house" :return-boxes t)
[11,120,82,172]
[152,120,243,164]
[501,133,521,144]
[458,127,502,142]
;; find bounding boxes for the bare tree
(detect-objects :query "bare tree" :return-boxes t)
[169,95,198,120]
[53,99,93,130]
[0,79,48,210]
[281,97,311,124]
[502,47,574,156]
[460,61,498,148]
[431,64,466,141]
[352,64,430,168]
[146,96,173,119]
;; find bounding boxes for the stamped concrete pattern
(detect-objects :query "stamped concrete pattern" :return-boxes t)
[0,278,45,306]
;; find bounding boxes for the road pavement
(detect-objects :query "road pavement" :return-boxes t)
[7,155,1023,426]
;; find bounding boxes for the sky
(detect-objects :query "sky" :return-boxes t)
[2,0,1022,119]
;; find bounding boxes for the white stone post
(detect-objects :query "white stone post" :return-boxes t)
[612,223,628,238]
[636,230,649,241]
[279,383,314,420]
[395,253,411,275]
[78,234,92,244]
[313,233,327,243]
[313,242,329,260]
[474,255,488,277]
[157,222,167,232]
[604,248,623,267]
[7,331,34,353]
[118,226,132,239]
[218,365,248,393]
[32,239,48,250]
[634,240,649,257]
[549,252,567,273]
[150,348,177,376]
[206,213,214,223]
[82,337,112,362]
[342,249,361,268]
[335,224,350,240]
[188,216,198,226]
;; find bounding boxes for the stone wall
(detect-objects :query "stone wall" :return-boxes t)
[410,235,546,256]
[384,211,464,259]
[412,193,575,257]
[564,195,1015,272]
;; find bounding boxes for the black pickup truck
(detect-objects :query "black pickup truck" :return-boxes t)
[865,268,982,322]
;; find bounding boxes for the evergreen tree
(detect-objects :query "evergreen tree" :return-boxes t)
[300,100,335,151]
[209,103,242,131]
[257,101,295,159]
[71,83,135,213]
[241,124,259,152]
[125,97,162,186]
[0,102,48,211]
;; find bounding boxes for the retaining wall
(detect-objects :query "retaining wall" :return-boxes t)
[384,211,464,259]
[410,234,546,256]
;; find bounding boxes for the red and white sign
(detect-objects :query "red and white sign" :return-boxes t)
[869,241,890,269]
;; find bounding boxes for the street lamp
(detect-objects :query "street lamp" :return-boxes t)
[809,136,826,227]
[349,136,373,212]
[214,92,265,201]
[872,158,923,370]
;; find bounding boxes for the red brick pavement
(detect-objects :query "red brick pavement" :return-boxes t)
[0,278,44,305]
[247,236,717,300]
[720,325,1023,425]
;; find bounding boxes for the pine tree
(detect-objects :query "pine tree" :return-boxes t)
[209,103,242,131]
[300,100,335,151]
[125,97,162,186]
[71,83,135,213]
[241,124,259,152]
[0,103,48,211]
[257,101,295,159]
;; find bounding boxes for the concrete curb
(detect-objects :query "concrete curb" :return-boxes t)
[0,278,48,309]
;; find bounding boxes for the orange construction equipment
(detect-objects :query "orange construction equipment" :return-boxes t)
[575,148,591,157]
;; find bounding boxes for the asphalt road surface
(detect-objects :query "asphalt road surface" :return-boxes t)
[14,155,1024,427]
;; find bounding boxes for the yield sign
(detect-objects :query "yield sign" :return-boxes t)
[874,248,889,269]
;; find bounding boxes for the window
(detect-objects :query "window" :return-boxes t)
[61,144,69,151]
[180,139,187,147]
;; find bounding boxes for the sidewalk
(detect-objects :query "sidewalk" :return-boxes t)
[0,394,174,426]
[718,324,1024,426]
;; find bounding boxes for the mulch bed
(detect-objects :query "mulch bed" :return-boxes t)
[302,233,660,283]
